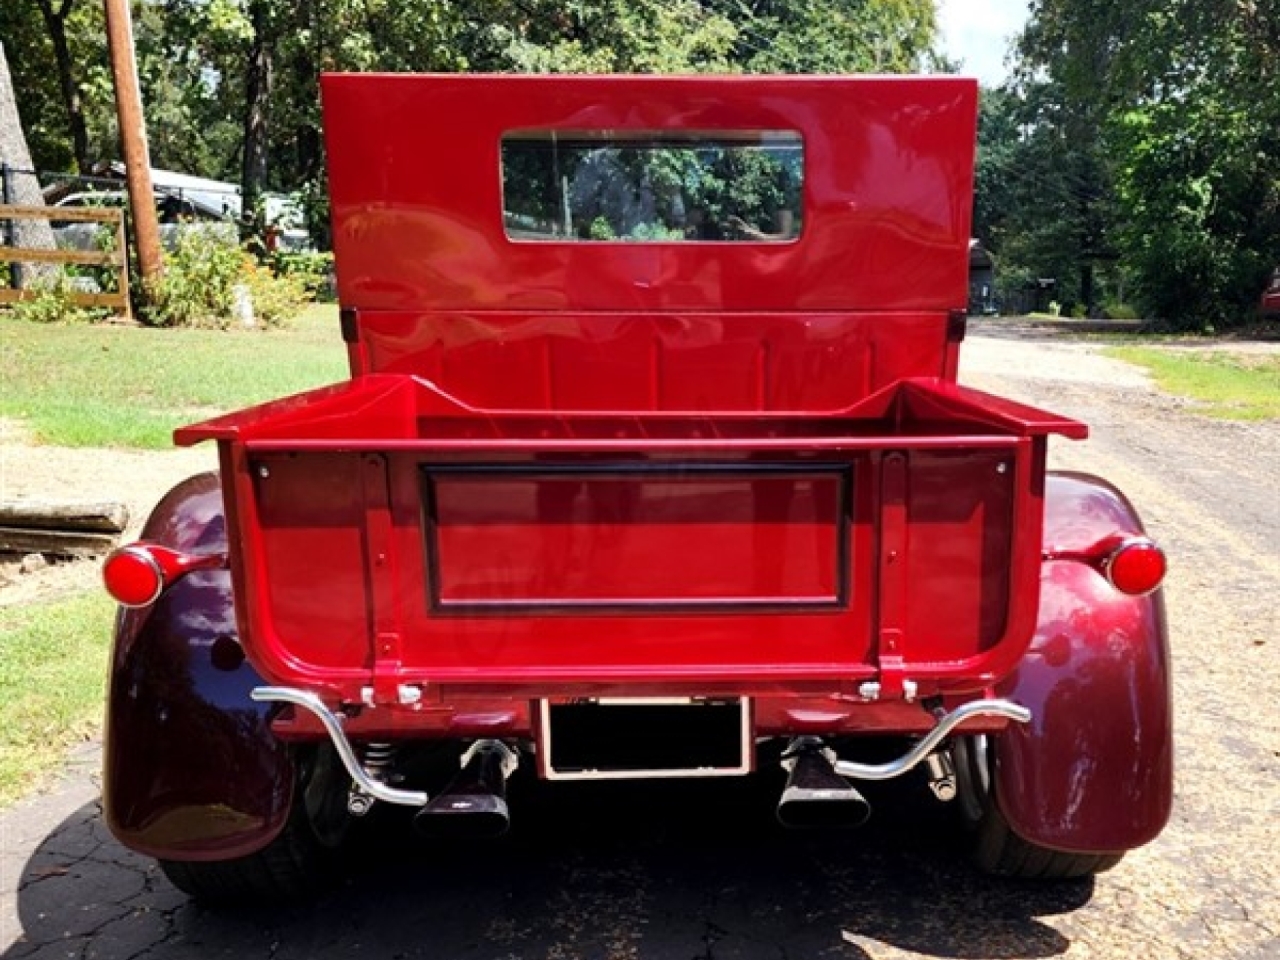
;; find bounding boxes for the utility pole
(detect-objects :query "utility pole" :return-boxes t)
[103,0,163,290]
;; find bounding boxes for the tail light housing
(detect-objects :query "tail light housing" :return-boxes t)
[1044,535,1167,597]
[1100,537,1167,597]
[102,543,226,608]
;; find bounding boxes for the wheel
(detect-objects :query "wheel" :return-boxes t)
[159,745,352,903]
[953,735,1123,880]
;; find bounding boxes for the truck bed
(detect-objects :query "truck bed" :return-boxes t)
[179,374,1082,707]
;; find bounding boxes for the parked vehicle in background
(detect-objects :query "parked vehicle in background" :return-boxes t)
[100,74,1173,904]
[51,190,236,253]
[50,177,311,253]
[1261,267,1280,319]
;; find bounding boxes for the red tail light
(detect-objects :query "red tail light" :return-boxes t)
[102,544,225,608]
[1102,538,1166,596]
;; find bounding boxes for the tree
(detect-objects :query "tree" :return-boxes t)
[0,39,57,287]
[1004,0,1280,328]
[32,0,91,173]
[0,1,114,174]
[4,0,945,251]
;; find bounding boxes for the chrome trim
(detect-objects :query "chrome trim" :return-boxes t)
[460,738,520,780]
[924,751,957,801]
[250,686,430,807]
[832,699,1031,782]
[106,546,166,608]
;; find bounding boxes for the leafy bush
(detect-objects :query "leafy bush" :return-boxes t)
[271,250,334,301]
[241,262,310,326]
[1103,300,1140,321]
[142,229,310,329]
[5,273,108,325]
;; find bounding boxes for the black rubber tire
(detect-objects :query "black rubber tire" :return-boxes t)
[971,802,1124,879]
[955,736,1124,880]
[159,746,351,904]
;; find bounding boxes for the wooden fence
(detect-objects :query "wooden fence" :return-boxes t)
[0,203,130,318]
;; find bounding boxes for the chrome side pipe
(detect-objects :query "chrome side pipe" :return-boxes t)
[775,699,1029,828]
[415,739,519,839]
[250,686,429,808]
[831,699,1031,781]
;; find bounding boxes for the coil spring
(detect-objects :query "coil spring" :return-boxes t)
[361,742,396,782]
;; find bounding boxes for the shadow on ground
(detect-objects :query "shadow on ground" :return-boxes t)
[8,772,1094,960]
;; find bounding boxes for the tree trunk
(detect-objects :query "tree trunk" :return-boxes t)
[0,39,58,289]
[35,0,91,175]
[240,0,273,238]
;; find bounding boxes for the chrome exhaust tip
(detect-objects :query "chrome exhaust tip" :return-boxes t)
[776,739,871,829]
[414,740,518,839]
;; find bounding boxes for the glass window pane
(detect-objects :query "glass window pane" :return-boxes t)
[501,131,804,243]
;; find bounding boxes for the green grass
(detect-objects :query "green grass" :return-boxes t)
[0,304,348,448]
[1107,347,1280,420]
[0,591,114,805]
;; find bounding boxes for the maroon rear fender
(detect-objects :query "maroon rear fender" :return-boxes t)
[994,471,1173,854]
[103,472,295,861]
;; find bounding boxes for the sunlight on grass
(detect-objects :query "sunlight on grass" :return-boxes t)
[0,591,114,806]
[0,304,348,448]
[1107,347,1280,420]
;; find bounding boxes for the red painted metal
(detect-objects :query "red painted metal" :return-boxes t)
[322,74,977,316]
[165,76,1095,712]
[102,75,1172,863]
[175,373,1077,705]
[994,472,1173,853]
[103,473,295,861]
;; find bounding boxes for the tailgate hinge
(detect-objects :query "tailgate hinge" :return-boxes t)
[875,452,910,700]
[360,453,418,707]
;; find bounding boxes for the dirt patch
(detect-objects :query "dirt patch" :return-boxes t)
[0,442,217,607]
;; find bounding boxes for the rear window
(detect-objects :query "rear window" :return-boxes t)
[501,130,803,243]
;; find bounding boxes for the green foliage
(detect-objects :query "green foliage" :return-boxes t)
[10,1,942,248]
[999,0,1280,330]
[973,77,1118,317]
[5,272,109,325]
[142,229,309,329]
[272,250,334,301]
[0,1,113,171]
[1103,300,1139,321]
[241,260,310,324]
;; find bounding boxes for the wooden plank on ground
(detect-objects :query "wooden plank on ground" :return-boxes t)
[0,526,120,559]
[0,501,129,533]
[0,203,123,224]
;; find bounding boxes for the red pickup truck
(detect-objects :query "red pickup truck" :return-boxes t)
[101,74,1172,902]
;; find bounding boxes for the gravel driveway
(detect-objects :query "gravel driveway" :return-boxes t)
[2,322,1277,959]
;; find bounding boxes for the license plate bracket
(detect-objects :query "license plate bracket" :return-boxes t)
[539,698,752,780]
